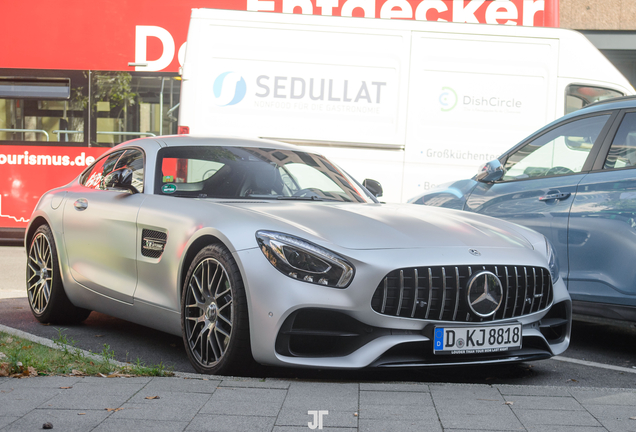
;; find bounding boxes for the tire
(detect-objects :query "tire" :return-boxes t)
[26,224,92,324]
[181,244,253,375]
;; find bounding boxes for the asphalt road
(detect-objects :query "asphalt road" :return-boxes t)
[2,246,636,387]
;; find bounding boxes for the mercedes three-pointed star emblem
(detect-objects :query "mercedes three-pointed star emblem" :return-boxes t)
[466,271,503,317]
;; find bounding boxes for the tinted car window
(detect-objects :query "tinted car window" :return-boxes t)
[502,115,611,181]
[603,112,636,170]
[82,150,125,189]
[156,146,370,202]
[115,149,144,193]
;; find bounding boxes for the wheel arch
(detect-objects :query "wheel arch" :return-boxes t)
[178,234,227,301]
[25,216,51,249]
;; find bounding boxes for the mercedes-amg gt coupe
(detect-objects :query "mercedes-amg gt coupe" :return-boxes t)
[25,135,571,375]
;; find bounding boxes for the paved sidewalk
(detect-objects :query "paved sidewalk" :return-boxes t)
[1,374,636,432]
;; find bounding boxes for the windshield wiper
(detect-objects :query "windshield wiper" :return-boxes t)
[277,195,324,201]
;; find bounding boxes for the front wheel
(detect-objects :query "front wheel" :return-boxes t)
[26,224,91,324]
[181,244,252,375]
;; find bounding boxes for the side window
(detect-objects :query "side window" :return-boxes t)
[603,112,636,170]
[82,151,125,190]
[566,85,623,115]
[502,115,611,181]
[114,149,144,193]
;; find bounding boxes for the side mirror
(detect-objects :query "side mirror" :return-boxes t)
[475,160,504,183]
[363,178,383,198]
[103,167,139,194]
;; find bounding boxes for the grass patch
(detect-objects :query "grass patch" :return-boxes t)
[0,329,173,378]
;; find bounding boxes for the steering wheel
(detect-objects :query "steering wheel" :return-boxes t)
[544,166,573,176]
[292,188,323,198]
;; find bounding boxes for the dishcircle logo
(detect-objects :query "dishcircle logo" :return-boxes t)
[213,71,246,106]
[439,87,458,112]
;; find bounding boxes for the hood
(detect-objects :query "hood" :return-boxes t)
[219,201,535,251]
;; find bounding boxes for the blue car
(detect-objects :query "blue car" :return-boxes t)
[410,96,636,324]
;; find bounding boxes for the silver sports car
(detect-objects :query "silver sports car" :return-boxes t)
[25,135,571,375]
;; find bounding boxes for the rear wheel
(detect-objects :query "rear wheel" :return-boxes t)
[26,224,91,324]
[181,244,252,375]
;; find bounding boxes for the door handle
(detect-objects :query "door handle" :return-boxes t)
[73,198,88,211]
[539,192,571,201]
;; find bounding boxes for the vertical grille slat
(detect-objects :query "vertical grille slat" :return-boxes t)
[371,264,553,322]
[531,267,537,313]
[411,269,419,318]
[439,267,447,320]
[425,268,433,319]
[521,267,528,316]
[396,270,405,317]
[452,267,460,321]
[381,278,388,314]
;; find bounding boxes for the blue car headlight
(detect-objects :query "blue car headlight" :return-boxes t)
[545,237,560,284]
[256,231,355,288]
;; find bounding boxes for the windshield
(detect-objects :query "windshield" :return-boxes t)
[155,146,374,203]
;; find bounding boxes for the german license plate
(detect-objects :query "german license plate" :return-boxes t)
[433,323,522,355]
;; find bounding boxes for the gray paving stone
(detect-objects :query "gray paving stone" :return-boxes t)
[219,378,290,389]
[504,395,585,410]
[186,414,276,431]
[40,393,133,411]
[571,389,636,406]
[112,392,211,421]
[0,416,19,430]
[524,427,607,432]
[599,418,636,432]
[430,385,504,402]
[357,403,437,420]
[446,430,527,432]
[200,398,283,417]
[127,389,210,404]
[78,376,153,386]
[92,418,189,432]
[360,389,433,406]
[359,382,430,392]
[142,377,221,394]
[273,427,357,432]
[434,398,510,415]
[437,411,524,431]
[0,387,61,416]
[199,386,286,417]
[2,408,109,432]
[1,376,82,388]
[281,382,358,411]
[359,418,443,432]
[204,386,286,403]
[496,385,572,397]
[71,379,148,394]
[39,383,142,410]
[514,409,602,427]
[584,403,636,419]
[276,408,358,427]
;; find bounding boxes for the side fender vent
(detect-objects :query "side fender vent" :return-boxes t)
[141,229,167,258]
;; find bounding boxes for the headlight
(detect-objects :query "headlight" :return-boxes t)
[545,237,560,283]
[256,231,355,288]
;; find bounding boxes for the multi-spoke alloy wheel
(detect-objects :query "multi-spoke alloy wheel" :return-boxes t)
[182,244,251,375]
[27,231,53,314]
[26,225,92,324]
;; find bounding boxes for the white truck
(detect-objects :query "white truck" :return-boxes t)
[178,8,634,202]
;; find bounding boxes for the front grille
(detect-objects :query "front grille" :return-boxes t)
[371,265,553,322]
